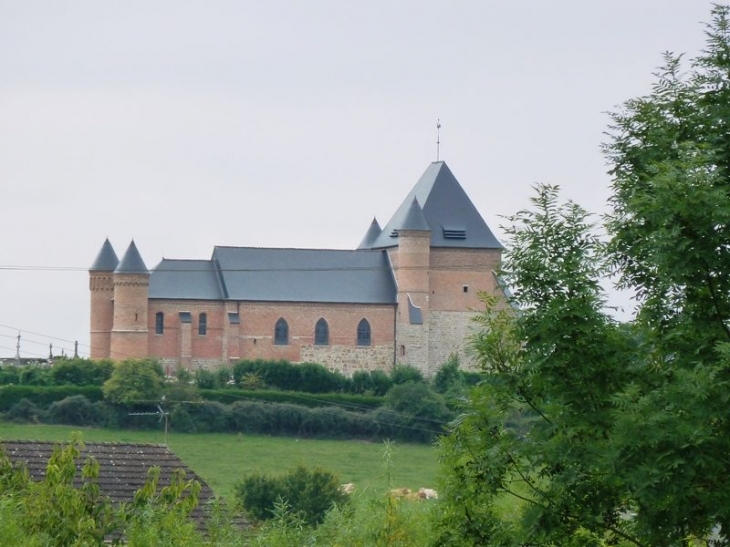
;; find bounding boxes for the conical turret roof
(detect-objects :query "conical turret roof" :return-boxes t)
[360,161,502,249]
[90,238,119,271]
[115,240,148,274]
[399,198,430,232]
[357,217,383,249]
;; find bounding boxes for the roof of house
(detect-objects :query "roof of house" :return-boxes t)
[1,440,217,527]
[90,238,120,271]
[358,161,503,250]
[149,247,397,304]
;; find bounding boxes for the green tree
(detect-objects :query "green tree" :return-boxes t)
[102,359,164,405]
[437,8,730,545]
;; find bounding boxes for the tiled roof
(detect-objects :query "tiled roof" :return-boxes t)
[1,440,217,528]
[149,259,224,300]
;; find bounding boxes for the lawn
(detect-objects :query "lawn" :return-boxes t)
[0,423,439,499]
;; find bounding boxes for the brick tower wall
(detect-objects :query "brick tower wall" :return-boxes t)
[89,272,115,359]
[427,247,502,372]
[110,273,149,360]
[391,230,431,374]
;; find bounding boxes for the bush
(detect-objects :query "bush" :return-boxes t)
[0,385,104,411]
[390,365,425,385]
[369,370,393,396]
[50,358,114,386]
[235,465,348,525]
[386,382,453,443]
[4,398,45,423]
[431,355,463,394]
[193,368,218,389]
[47,395,103,426]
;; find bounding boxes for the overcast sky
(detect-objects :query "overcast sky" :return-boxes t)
[0,1,717,359]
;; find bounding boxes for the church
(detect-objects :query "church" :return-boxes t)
[89,161,503,376]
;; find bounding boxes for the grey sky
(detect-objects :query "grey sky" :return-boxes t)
[0,1,715,359]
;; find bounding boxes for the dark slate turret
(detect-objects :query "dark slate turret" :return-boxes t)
[357,217,383,249]
[398,198,430,232]
[90,238,119,271]
[115,240,148,274]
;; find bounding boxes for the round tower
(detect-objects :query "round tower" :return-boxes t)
[391,199,431,372]
[110,240,150,360]
[89,239,119,359]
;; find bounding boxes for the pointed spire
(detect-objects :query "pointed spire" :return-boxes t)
[365,161,502,249]
[115,240,148,274]
[357,217,383,249]
[90,238,119,271]
[398,198,430,232]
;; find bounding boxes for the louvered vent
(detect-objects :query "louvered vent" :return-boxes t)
[390,230,399,238]
[443,226,466,239]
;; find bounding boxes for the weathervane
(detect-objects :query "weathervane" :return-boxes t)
[436,119,441,161]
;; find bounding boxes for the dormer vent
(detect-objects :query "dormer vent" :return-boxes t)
[443,226,466,239]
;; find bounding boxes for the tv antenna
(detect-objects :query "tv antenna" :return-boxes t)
[129,403,169,446]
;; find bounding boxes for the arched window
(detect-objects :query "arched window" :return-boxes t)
[274,318,289,345]
[357,319,371,346]
[314,318,329,345]
[198,313,207,335]
[155,312,164,335]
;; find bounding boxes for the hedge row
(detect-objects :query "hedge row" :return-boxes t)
[0,385,104,411]
[198,389,383,411]
[4,396,446,444]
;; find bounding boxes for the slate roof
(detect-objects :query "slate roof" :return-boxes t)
[360,161,503,250]
[1,440,217,528]
[90,238,119,271]
[357,217,382,249]
[115,240,149,274]
[148,247,397,304]
[149,259,224,300]
[211,246,397,304]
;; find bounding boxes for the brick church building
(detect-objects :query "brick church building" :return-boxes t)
[89,161,503,376]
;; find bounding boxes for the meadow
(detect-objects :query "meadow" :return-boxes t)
[0,423,439,499]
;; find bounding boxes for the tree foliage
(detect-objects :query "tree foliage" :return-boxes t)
[437,8,730,544]
[102,359,165,405]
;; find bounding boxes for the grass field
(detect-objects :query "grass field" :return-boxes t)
[0,423,439,500]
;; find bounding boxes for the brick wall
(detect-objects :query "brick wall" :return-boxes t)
[147,300,396,371]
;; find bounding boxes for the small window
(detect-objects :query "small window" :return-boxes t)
[314,318,329,345]
[463,285,469,293]
[357,319,371,346]
[155,312,164,335]
[400,345,406,356]
[199,313,207,335]
[275,318,289,345]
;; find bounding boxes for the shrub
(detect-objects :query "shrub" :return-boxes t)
[50,358,114,386]
[390,365,425,385]
[235,465,348,525]
[431,355,463,394]
[369,370,393,396]
[351,370,372,394]
[385,382,453,443]
[4,398,45,423]
[47,395,103,426]
[193,368,218,389]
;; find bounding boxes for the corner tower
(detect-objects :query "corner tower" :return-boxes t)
[89,239,119,359]
[359,162,503,374]
[110,240,150,360]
